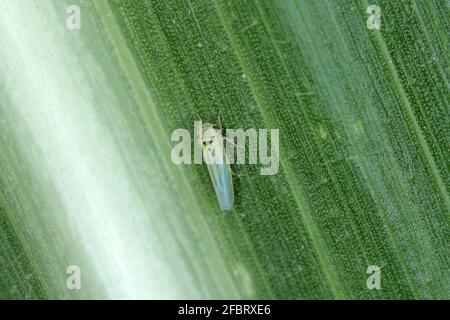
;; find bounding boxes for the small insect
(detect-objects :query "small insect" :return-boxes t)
[197,122,234,211]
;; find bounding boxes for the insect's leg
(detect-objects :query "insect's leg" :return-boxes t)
[223,136,246,150]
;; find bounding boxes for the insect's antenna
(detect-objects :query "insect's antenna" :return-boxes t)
[191,110,203,142]
[217,109,223,131]
[192,109,202,121]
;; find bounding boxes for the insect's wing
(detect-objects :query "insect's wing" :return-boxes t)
[205,152,234,211]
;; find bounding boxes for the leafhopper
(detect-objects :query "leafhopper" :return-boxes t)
[197,122,234,211]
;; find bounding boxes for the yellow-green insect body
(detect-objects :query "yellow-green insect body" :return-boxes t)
[197,123,234,211]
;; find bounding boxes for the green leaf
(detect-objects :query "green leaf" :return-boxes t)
[0,0,448,299]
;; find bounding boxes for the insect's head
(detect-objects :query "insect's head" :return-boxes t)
[197,123,221,148]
